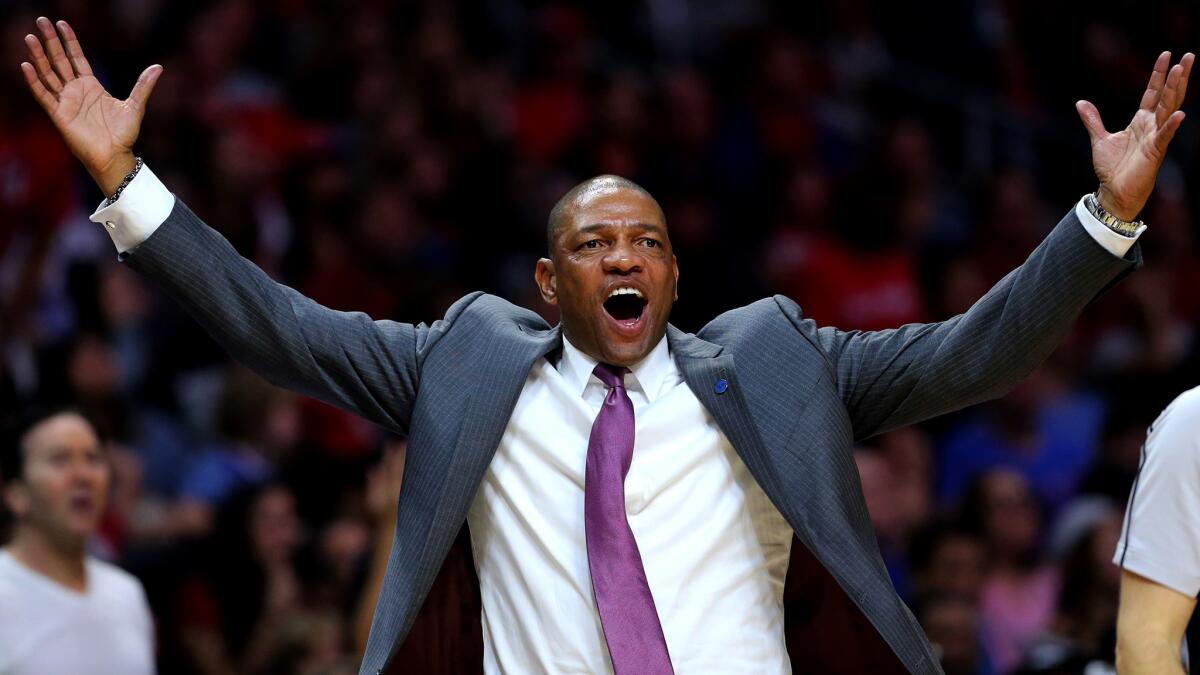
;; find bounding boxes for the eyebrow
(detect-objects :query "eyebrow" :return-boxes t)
[42,443,103,455]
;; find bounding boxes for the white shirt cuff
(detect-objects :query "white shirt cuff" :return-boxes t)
[89,162,175,254]
[1075,195,1144,258]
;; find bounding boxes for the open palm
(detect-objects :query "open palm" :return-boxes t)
[21,17,161,193]
[1077,51,1194,221]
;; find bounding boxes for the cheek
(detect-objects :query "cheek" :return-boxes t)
[27,467,71,496]
[91,466,112,492]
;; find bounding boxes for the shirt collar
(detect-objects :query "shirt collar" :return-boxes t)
[559,333,673,403]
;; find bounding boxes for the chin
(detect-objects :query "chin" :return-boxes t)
[602,347,647,368]
[63,514,102,538]
[600,330,661,366]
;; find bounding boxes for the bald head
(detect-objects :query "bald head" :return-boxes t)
[547,175,663,254]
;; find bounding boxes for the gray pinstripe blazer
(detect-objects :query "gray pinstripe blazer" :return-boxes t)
[123,199,1139,674]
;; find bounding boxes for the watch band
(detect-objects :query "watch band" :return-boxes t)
[1084,192,1143,237]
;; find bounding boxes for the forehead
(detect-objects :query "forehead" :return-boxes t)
[23,414,99,456]
[564,187,665,231]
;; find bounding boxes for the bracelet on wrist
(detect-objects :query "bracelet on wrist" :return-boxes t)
[103,157,144,207]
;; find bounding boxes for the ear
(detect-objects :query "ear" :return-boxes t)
[535,258,558,305]
[672,254,680,301]
[3,482,30,518]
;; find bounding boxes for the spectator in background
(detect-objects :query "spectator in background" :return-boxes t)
[1077,401,1161,504]
[909,521,987,605]
[917,593,992,675]
[855,432,935,600]
[938,367,1105,514]
[963,469,1059,674]
[878,428,935,553]
[91,365,300,557]
[856,447,909,594]
[765,141,931,332]
[252,609,358,675]
[61,330,192,511]
[355,438,482,674]
[0,408,154,675]
[1014,498,1122,673]
[177,483,321,675]
[177,367,299,527]
[907,523,991,674]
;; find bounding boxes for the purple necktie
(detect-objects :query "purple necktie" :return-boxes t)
[585,363,675,675]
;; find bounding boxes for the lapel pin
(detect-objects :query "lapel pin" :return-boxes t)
[714,378,729,394]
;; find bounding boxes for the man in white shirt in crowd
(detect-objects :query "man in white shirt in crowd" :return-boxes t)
[1114,386,1200,675]
[0,409,155,675]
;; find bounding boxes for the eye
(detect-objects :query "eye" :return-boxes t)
[581,239,603,250]
[640,238,661,248]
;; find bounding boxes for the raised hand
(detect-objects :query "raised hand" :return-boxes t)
[1077,51,1194,221]
[20,17,162,195]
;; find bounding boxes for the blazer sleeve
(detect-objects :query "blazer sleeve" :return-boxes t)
[121,197,467,436]
[792,207,1140,441]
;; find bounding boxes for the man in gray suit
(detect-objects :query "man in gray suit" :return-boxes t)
[20,16,1193,675]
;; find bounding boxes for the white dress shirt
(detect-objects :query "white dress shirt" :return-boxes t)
[89,163,1145,674]
[469,335,794,674]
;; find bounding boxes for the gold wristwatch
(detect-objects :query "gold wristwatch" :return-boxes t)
[1084,192,1144,237]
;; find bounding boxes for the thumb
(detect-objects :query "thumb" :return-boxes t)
[127,64,163,111]
[1075,100,1108,145]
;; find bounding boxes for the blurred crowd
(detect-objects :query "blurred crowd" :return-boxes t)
[1,0,1199,673]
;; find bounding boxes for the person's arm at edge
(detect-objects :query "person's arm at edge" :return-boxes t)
[1113,388,1200,674]
[1115,570,1193,674]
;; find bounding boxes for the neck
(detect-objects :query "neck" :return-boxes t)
[7,523,89,592]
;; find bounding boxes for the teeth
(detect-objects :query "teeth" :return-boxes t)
[607,287,644,299]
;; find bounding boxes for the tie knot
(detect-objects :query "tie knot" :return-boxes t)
[593,363,627,389]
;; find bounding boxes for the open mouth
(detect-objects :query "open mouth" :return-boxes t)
[603,287,648,329]
[69,493,97,513]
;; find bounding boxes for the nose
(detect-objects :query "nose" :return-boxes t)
[71,455,106,485]
[602,240,642,274]
[70,464,99,487]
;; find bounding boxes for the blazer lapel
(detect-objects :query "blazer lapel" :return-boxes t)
[446,323,563,506]
[369,322,561,672]
[668,326,808,530]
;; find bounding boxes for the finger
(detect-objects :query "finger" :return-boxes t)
[35,17,75,83]
[1076,100,1108,144]
[1154,110,1186,152]
[56,20,93,77]
[1157,62,1184,126]
[127,64,163,110]
[1139,51,1171,112]
[20,62,57,113]
[24,33,63,93]
[1168,52,1195,114]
